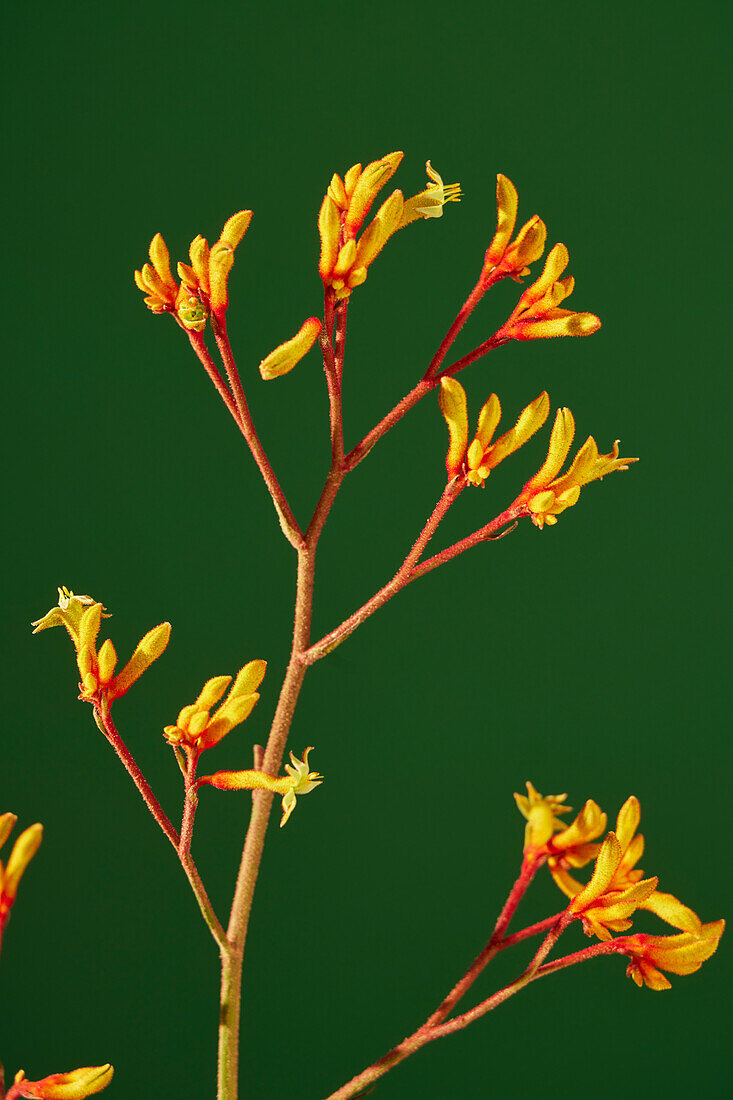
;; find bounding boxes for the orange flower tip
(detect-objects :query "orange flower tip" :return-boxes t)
[259,317,322,380]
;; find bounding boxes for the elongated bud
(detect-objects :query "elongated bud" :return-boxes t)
[356,190,404,268]
[526,407,576,492]
[485,174,519,266]
[3,823,43,904]
[219,210,253,249]
[514,313,601,340]
[0,812,18,849]
[343,163,362,197]
[343,152,403,238]
[96,638,117,685]
[78,603,103,655]
[109,622,171,700]
[439,378,469,478]
[149,233,178,295]
[208,242,235,317]
[318,195,341,280]
[12,1063,114,1098]
[327,173,348,208]
[259,317,322,380]
[189,236,210,294]
[333,239,357,278]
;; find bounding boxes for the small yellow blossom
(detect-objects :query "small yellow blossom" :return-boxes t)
[10,1064,113,1098]
[439,379,549,483]
[0,817,43,927]
[495,244,601,341]
[163,661,266,757]
[623,920,725,990]
[198,747,323,827]
[134,210,252,327]
[259,317,322,380]
[32,589,170,705]
[568,832,659,941]
[318,154,459,299]
[484,174,547,281]
[517,407,636,529]
[513,781,573,853]
[398,161,461,228]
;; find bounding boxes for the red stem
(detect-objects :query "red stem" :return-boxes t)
[187,330,242,422]
[409,504,524,581]
[209,318,304,549]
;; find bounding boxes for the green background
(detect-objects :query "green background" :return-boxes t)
[4,2,729,1096]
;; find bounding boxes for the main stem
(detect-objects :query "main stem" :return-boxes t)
[217,303,347,1100]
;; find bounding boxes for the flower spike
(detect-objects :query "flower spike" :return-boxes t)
[516,408,636,529]
[32,588,170,707]
[164,660,266,757]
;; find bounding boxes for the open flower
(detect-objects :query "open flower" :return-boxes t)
[494,244,600,341]
[553,796,702,934]
[568,832,659,941]
[0,815,43,929]
[163,661,266,758]
[198,747,323,827]
[622,920,725,990]
[9,1065,113,1098]
[318,154,459,300]
[135,210,252,327]
[513,781,573,854]
[439,379,550,482]
[516,406,636,529]
[483,174,547,281]
[32,589,171,706]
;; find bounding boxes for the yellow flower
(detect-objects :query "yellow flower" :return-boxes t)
[259,317,322,380]
[483,174,547,281]
[439,379,549,482]
[318,154,459,300]
[398,161,461,228]
[554,796,702,934]
[544,799,607,891]
[623,920,725,990]
[163,661,266,756]
[0,817,43,927]
[568,832,659,941]
[134,210,252,327]
[32,590,171,705]
[495,244,601,341]
[513,781,573,854]
[198,748,323,827]
[517,406,636,529]
[10,1064,113,1098]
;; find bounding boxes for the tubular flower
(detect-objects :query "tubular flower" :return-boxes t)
[163,661,266,758]
[32,589,171,706]
[622,920,725,990]
[553,796,702,934]
[9,1065,113,1098]
[513,782,573,854]
[259,317,322,380]
[483,174,547,282]
[318,154,459,300]
[198,747,323,827]
[544,800,608,891]
[568,832,659,941]
[494,243,601,341]
[134,210,253,327]
[517,406,637,529]
[0,817,43,928]
[440,379,550,483]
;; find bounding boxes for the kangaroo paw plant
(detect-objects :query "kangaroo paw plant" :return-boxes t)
[20,152,722,1099]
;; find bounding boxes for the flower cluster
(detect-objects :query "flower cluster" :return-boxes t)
[163,661,267,761]
[134,210,252,329]
[32,587,170,707]
[483,173,547,282]
[318,153,460,300]
[515,784,724,989]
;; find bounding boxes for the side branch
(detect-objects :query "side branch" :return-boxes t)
[304,480,461,664]
[209,318,304,549]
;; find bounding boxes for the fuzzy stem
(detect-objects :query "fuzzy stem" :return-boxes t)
[209,318,304,549]
[303,480,462,665]
[94,708,227,952]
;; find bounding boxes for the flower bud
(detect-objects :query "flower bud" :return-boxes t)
[109,622,171,700]
[259,317,322,381]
